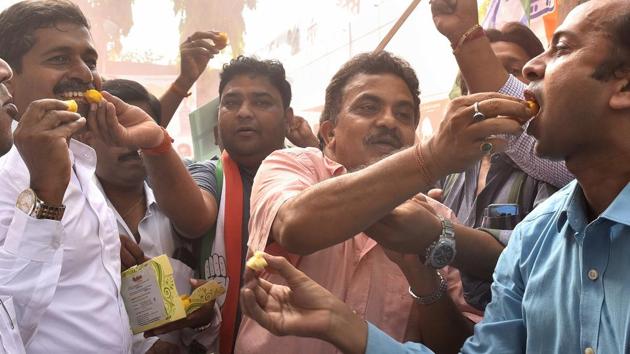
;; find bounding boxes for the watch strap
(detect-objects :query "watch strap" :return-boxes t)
[34,202,66,221]
[408,271,448,305]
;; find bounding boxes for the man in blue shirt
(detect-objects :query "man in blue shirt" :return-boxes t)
[239,1,630,353]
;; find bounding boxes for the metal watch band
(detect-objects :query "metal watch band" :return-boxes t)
[424,216,456,268]
[34,203,66,221]
[408,271,448,305]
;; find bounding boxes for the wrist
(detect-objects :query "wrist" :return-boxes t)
[452,24,485,53]
[174,76,194,91]
[446,22,478,44]
[171,77,193,97]
[29,183,65,206]
[141,128,174,155]
[416,141,446,185]
[408,267,442,296]
[327,304,367,354]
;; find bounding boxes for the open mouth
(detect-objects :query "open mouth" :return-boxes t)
[523,89,543,135]
[59,91,89,103]
[2,102,17,120]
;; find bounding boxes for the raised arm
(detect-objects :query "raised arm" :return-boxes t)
[431,0,508,93]
[88,92,217,238]
[431,0,574,188]
[159,31,224,127]
[265,93,530,255]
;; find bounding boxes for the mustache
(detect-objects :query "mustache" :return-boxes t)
[52,81,93,95]
[363,128,403,148]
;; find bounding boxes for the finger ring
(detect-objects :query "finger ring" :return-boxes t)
[473,102,486,122]
[480,141,493,155]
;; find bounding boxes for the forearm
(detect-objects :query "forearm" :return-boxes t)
[452,225,504,280]
[159,76,192,128]
[327,303,368,354]
[143,148,216,238]
[454,36,510,94]
[272,147,438,254]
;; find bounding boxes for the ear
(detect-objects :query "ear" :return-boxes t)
[610,77,630,110]
[319,120,336,150]
[284,107,294,131]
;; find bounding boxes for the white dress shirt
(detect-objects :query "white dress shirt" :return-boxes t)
[0,140,132,353]
[99,180,217,352]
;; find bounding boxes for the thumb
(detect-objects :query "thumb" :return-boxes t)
[101,91,129,116]
[427,188,443,202]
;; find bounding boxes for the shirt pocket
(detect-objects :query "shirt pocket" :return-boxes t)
[0,297,26,354]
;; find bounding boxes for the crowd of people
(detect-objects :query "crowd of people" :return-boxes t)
[0,0,629,353]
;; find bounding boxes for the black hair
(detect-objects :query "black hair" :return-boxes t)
[102,79,161,123]
[219,56,292,108]
[0,0,90,72]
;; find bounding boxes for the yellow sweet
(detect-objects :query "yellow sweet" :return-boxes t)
[215,32,228,50]
[84,89,103,104]
[65,99,78,113]
[246,251,268,271]
[180,295,191,310]
[526,100,539,115]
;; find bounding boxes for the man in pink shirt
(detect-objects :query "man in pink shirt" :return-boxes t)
[236,51,534,353]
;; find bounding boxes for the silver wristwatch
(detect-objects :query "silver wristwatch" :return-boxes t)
[424,216,456,269]
[16,188,65,221]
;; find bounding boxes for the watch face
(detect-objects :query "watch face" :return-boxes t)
[16,189,36,215]
[430,241,456,269]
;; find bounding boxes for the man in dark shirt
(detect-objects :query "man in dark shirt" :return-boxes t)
[167,56,297,354]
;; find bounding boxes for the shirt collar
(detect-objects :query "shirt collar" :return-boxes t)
[556,180,630,233]
[556,180,585,233]
[143,181,158,209]
[600,182,630,227]
[68,138,97,168]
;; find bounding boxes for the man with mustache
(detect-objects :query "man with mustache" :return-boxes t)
[235,51,534,354]
[241,1,630,353]
[0,1,208,352]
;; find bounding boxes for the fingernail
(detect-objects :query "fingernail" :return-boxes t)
[90,103,97,111]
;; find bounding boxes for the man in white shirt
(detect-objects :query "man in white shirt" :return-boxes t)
[0,55,24,354]
[0,1,205,352]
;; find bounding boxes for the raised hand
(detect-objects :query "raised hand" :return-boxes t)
[430,0,479,44]
[14,99,86,205]
[422,92,533,178]
[286,115,319,148]
[86,91,163,150]
[176,31,224,89]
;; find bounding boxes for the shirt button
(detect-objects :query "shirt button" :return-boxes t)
[584,347,595,354]
[587,269,599,281]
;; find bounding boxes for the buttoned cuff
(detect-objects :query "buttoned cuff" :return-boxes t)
[4,208,63,262]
